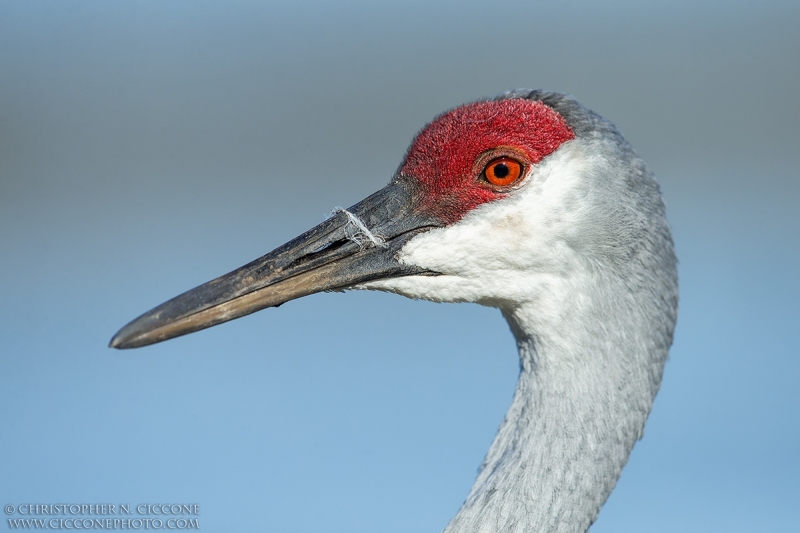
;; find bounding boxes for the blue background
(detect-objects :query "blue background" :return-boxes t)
[1,1,798,531]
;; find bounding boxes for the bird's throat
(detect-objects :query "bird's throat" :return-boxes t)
[443,288,668,533]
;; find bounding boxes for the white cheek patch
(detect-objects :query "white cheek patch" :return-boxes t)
[360,140,598,304]
[402,141,591,273]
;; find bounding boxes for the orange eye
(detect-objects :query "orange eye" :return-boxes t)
[483,157,523,186]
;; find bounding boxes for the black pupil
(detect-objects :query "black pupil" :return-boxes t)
[493,163,510,178]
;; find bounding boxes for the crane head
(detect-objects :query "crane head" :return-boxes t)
[110,90,663,348]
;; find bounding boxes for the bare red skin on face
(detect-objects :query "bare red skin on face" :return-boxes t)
[400,99,575,224]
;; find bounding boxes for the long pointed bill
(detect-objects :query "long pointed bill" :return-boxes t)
[110,177,441,349]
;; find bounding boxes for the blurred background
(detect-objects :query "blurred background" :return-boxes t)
[1,0,798,531]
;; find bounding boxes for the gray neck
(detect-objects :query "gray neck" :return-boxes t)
[443,271,675,533]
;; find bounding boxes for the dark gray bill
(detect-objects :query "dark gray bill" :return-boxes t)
[109,176,441,349]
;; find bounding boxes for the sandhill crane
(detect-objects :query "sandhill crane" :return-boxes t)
[111,90,678,533]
